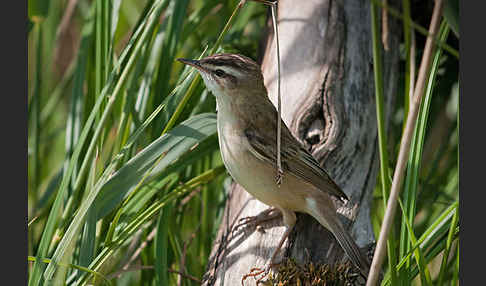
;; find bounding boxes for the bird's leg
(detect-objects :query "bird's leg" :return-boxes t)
[242,209,296,285]
[268,223,293,265]
[233,207,281,233]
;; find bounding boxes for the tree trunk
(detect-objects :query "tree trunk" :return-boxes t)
[203,0,399,284]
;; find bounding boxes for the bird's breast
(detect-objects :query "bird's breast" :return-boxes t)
[216,112,251,183]
[216,111,309,212]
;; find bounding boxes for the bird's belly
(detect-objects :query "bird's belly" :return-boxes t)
[218,131,307,211]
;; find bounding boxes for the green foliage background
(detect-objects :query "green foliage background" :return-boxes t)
[27,0,459,285]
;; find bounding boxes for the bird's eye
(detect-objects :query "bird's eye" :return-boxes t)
[214,69,226,77]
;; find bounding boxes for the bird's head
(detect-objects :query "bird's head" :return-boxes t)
[177,53,265,99]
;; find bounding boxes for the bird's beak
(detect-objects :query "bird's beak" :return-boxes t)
[177,58,203,71]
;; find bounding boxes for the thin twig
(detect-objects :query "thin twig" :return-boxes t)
[409,30,416,104]
[28,216,39,228]
[56,0,79,39]
[271,3,283,186]
[123,229,157,271]
[381,0,389,51]
[179,224,201,286]
[370,0,457,59]
[366,0,444,285]
[107,265,155,279]
[53,0,79,70]
[248,0,283,186]
[168,269,203,284]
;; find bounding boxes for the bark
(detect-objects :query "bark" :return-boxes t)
[203,0,399,284]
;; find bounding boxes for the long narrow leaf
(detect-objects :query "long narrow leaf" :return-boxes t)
[75,166,225,285]
[95,113,217,218]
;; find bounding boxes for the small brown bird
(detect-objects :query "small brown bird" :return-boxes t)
[177,53,370,276]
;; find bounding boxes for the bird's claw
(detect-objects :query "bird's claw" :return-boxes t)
[241,266,271,285]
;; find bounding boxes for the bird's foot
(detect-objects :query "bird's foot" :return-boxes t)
[233,208,281,234]
[241,263,279,286]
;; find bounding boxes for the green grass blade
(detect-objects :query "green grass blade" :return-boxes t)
[28,5,96,284]
[71,0,166,194]
[28,256,112,286]
[77,155,99,279]
[382,201,458,285]
[370,2,397,283]
[159,0,246,136]
[29,23,42,205]
[443,0,459,37]
[155,200,171,285]
[131,28,166,132]
[452,240,459,285]
[74,166,225,285]
[370,0,458,59]
[436,202,459,285]
[43,96,165,281]
[28,0,50,20]
[153,0,191,134]
[40,3,169,280]
[398,21,449,284]
[397,199,432,285]
[94,113,217,218]
[32,168,63,217]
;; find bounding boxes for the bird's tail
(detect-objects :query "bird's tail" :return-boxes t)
[307,199,370,277]
[327,216,370,277]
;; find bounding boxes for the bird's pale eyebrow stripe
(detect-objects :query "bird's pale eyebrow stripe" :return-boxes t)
[203,58,251,71]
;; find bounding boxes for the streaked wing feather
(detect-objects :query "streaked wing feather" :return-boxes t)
[244,126,348,202]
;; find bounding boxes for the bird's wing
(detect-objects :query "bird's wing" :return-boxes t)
[244,124,349,202]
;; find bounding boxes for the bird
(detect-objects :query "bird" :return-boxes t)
[177,53,370,277]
